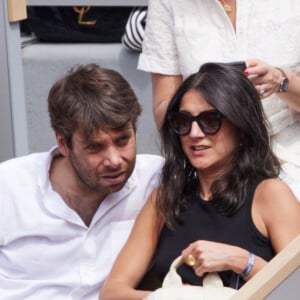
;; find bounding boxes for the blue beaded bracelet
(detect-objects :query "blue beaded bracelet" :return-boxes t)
[239,252,255,277]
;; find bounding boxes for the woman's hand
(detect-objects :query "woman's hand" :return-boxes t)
[181,240,248,277]
[244,59,282,99]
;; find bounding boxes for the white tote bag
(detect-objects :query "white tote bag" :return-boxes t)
[144,256,237,300]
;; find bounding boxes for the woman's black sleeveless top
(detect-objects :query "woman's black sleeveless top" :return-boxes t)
[153,179,275,288]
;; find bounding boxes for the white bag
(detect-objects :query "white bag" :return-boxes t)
[144,256,237,300]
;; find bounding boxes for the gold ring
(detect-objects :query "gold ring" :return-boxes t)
[186,254,197,266]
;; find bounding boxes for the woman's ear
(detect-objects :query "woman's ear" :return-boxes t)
[55,132,69,157]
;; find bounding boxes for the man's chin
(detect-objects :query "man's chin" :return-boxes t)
[105,182,127,194]
[103,176,128,191]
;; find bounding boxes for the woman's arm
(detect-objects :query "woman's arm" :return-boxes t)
[138,0,182,130]
[253,179,300,252]
[181,241,267,282]
[181,179,300,281]
[278,70,300,112]
[245,59,300,112]
[99,189,163,300]
[152,73,183,129]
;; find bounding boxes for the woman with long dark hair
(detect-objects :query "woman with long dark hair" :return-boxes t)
[100,63,300,300]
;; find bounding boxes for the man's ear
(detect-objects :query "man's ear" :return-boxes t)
[55,132,69,157]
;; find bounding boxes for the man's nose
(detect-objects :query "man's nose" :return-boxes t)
[102,147,122,168]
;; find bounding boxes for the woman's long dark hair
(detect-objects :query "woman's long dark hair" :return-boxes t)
[158,63,281,228]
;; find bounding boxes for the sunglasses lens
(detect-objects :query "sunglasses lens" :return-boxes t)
[199,111,221,134]
[169,111,222,135]
[169,113,191,135]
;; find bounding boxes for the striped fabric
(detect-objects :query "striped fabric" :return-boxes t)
[122,7,147,52]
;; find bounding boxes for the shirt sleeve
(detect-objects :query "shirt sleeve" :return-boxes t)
[138,0,181,75]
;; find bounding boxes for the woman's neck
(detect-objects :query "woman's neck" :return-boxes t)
[197,167,226,200]
[219,0,237,31]
[198,173,214,201]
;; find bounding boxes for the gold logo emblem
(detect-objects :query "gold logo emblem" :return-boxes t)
[73,6,96,25]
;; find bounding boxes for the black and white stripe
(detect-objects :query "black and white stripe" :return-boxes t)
[122,7,147,52]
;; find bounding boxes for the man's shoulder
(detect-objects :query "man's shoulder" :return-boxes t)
[123,154,164,199]
[0,151,47,166]
[129,154,164,183]
[0,151,51,179]
[135,154,165,170]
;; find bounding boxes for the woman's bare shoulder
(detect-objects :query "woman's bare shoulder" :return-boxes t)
[253,178,299,217]
[255,178,296,201]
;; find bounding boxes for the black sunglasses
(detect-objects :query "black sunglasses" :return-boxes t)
[168,109,223,135]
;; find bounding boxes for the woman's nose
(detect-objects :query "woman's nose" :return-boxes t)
[189,120,205,137]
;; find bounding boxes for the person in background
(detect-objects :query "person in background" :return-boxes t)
[100,63,300,300]
[138,0,300,199]
[0,64,164,300]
